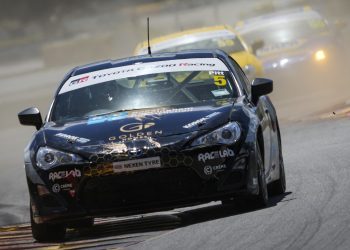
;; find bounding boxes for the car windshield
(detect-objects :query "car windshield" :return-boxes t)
[51,58,237,122]
[240,18,329,53]
[154,35,245,55]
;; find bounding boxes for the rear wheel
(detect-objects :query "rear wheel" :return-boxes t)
[30,202,66,242]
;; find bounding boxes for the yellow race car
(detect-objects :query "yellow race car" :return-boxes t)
[134,25,264,80]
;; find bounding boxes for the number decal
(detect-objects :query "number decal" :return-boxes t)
[217,39,235,48]
[213,75,227,86]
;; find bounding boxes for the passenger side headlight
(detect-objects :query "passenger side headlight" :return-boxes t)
[36,146,84,170]
[191,122,241,147]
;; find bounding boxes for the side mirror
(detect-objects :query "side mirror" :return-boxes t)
[251,39,265,55]
[18,107,43,130]
[251,78,273,105]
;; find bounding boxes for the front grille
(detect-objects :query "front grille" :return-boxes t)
[79,166,207,210]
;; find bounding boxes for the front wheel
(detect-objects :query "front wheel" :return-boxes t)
[222,144,268,209]
[268,157,286,195]
[30,202,66,242]
[268,123,286,196]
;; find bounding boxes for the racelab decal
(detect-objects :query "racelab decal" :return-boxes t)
[55,133,90,143]
[198,149,234,163]
[59,58,229,94]
[49,168,81,181]
[183,112,220,129]
[113,156,161,173]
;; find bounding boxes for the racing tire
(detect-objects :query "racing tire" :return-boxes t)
[268,157,286,195]
[246,143,269,208]
[30,203,66,242]
[222,144,268,209]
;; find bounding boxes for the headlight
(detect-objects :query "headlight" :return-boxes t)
[314,49,326,62]
[36,146,84,170]
[191,122,241,147]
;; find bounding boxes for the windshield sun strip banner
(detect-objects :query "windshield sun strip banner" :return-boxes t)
[138,30,236,54]
[58,58,229,95]
[237,12,321,34]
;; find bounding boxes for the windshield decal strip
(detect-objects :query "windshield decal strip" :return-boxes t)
[58,58,229,95]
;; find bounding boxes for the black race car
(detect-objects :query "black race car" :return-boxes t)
[18,49,285,242]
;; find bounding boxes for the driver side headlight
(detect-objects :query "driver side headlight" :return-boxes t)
[36,146,85,170]
[191,122,241,147]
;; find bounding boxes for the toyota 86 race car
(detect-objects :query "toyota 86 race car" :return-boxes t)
[18,49,285,242]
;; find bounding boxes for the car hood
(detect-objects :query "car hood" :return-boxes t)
[257,34,338,70]
[43,101,234,153]
[231,51,250,67]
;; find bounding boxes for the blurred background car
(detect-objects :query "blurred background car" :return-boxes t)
[235,7,347,95]
[134,25,264,80]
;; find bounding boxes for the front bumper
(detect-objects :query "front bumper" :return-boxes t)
[28,145,258,224]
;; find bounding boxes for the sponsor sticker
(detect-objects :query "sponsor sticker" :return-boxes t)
[87,112,128,125]
[55,133,90,143]
[69,76,89,86]
[120,122,155,132]
[59,58,229,94]
[109,130,163,141]
[130,107,194,120]
[204,166,213,175]
[49,168,81,181]
[52,183,60,193]
[52,183,73,193]
[198,149,234,163]
[113,156,161,173]
[209,71,224,75]
[211,89,230,97]
[183,112,220,129]
[203,164,226,175]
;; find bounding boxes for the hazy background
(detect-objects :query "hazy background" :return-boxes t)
[1,0,350,225]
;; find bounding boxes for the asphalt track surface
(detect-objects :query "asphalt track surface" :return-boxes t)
[1,63,350,249]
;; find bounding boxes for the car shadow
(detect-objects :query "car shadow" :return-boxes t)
[66,191,292,242]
